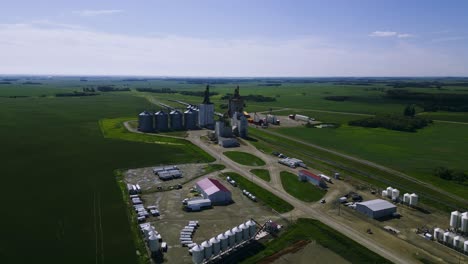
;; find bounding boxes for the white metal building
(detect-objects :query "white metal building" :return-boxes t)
[355,199,397,219]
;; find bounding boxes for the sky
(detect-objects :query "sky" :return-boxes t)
[1,0,468,77]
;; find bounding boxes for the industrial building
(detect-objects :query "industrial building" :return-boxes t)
[297,170,326,188]
[198,85,215,129]
[196,178,232,205]
[355,199,397,219]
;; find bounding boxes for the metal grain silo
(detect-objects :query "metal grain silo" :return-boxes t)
[433,228,443,241]
[386,187,393,198]
[391,189,400,201]
[461,213,468,232]
[209,237,221,255]
[154,110,168,131]
[246,220,257,238]
[184,109,197,130]
[454,236,465,249]
[464,240,468,253]
[451,211,461,228]
[217,233,228,251]
[232,226,243,244]
[191,244,204,264]
[224,230,235,247]
[201,240,213,259]
[403,193,410,203]
[148,233,160,253]
[138,111,154,132]
[170,110,183,130]
[381,190,387,198]
[443,232,454,244]
[239,223,249,240]
[409,193,418,206]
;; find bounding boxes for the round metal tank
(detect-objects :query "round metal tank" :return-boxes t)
[138,111,154,132]
[433,228,443,241]
[409,193,418,206]
[184,109,197,130]
[232,226,243,243]
[148,233,160,253]
[239,223,249,240]
[246,220,256,238]
[201,240,213,259]
[170,110,183,130]
[209,237,221,255]
[403,193,410,203]
[381,190,387,198]
[191,244,204,264]
[454,236,465,249]
[154,110,169,131]
[391,189,400,200]
[461,213,468,232]
[450,211,461,228]
[443,232,454,244]
[464,240,468,253]
[217,233,228,251]
[386,187,393,198]
[224,230,235,247]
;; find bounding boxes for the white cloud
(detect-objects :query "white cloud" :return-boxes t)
[370,31,414,38]
[73,9,123,17]
[0,23,466,76]
[369,31,397,37]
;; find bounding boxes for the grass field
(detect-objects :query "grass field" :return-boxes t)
[0,92,213,264]
[241,218,392,264]
[220,172,293,213]
[280,171,326,202]
[250,169,271,182]
[249,128,466,212]
[223,151,266,166]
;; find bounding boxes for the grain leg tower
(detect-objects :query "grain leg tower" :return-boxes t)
[198,85,215,129]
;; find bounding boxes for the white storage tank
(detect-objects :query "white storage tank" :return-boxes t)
[464,240,468,253]
[191,244,204,264]
[450,211,461,228]
[239,223,249,240]
[225,230,235,247]
[409,193,418,206]
[246,220,257,237]
[461,213,468,232]
[201,240,213,259]
[217,233,229,251]
[381,190,387,198]
[148,233,160,253]
[403,193,410,203]
[232,226,243,243]
[391,189,400,201]
[433,228,443,241]
[454,236,465,249]
[209,237,221,255]
[386,187,393,198]
[443,232,455,244]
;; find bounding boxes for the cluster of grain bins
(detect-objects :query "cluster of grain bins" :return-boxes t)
[278,157,306,168]
[127,183,142,195]
[242,189,257,202]
[381,186,418,206]
[431,211,468,253]
[189,219,257,264]
[140,223,167,255]
[180,220,200,247]
[138,110,170,132]
[450,211,468,232]
[153,165,182,181]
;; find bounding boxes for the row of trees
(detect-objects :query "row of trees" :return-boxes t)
[220,93,276,102]
[348,114,432,132]
[434,167,468,184]
[385,89,468,112]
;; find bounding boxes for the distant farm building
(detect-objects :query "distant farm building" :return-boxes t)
[297,170,326,188]
[355,199,397,219]
[196,178,232,205]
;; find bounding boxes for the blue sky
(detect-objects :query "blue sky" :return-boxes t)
[1,0,467,76]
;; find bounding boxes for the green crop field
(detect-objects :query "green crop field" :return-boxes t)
[0,90,213,264]
[280,171,326,202]
[241,218,392,264]
[223,151,266,166]
[250,169,271,182]
[220,172,293,213]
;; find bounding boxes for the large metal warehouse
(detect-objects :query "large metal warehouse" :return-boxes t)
[196,178,232,205]
[355,199,397,219]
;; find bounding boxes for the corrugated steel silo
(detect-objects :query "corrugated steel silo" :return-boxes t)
[170,110,183,130]
[409,193,418,206]
[138,111,154,132]
[461,213,468,232]
[433,228,443,241]
[209,237,221,255]
[154,110,168,131]
[201,240,213,259]
[464,240,468,253]
[225,230,235,247]
[451,211,461,228]
[191,244,204,264]
[246,220,257,238]
[239,223,249,240]
[454,236,465,249]
[184,109,197,130]
[148,233,160,253]
[232,226,243,244]
[391,189,400,200]
[217,233,228,251]
[403,193,410,203]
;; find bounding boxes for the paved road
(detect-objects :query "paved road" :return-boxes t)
[257,129,467,205]
[185,130,419,264]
